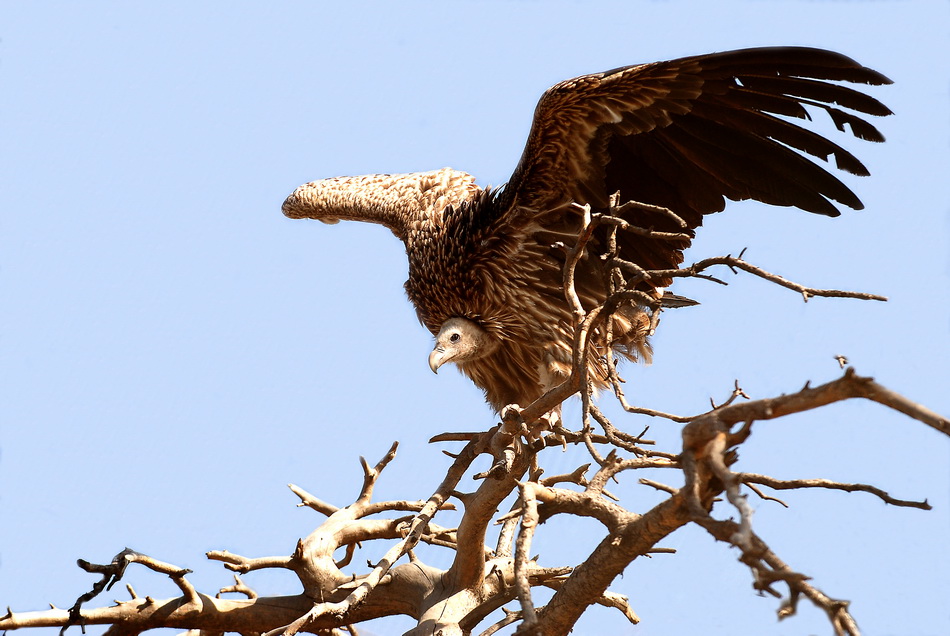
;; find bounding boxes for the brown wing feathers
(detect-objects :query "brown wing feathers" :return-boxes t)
[600,48,891,220]
[484,47,892,302]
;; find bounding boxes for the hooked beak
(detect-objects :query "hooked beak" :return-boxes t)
[428,347,446,374]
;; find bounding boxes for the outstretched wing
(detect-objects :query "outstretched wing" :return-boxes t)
[495,47,892,278]
[282,168,483,241]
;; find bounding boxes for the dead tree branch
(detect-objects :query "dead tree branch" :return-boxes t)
[3,199,946,636]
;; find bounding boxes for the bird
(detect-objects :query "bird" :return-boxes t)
[282,47,891,416]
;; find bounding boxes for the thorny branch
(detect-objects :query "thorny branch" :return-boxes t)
[2,200,946,636]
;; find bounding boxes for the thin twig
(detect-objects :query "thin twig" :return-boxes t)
[740,473,931,509]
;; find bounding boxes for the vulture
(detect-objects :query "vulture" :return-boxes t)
[282,47,891,414]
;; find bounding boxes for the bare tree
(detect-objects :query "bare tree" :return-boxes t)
[3,203,946,636]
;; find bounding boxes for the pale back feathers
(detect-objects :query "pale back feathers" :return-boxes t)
[282,47,891,412]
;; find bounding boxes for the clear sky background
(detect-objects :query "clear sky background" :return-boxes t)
[2,2,948,635]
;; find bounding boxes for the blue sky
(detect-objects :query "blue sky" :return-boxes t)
[2,2,948,635]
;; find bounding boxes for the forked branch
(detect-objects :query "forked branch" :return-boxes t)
[2,199,945,636]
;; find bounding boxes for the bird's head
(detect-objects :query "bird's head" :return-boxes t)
[428,317,499,373]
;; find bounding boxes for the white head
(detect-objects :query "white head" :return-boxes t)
[428,317,499,373]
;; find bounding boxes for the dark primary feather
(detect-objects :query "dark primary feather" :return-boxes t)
[282,47,891,412]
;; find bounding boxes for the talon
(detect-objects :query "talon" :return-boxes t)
[501,404,523,424]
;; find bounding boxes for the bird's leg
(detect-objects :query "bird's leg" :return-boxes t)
[500,403,525,434]
[527,408,561,442]
[501,403,562,452]
[475,405,526,479]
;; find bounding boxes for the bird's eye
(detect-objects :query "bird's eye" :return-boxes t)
[450,333,461,343]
